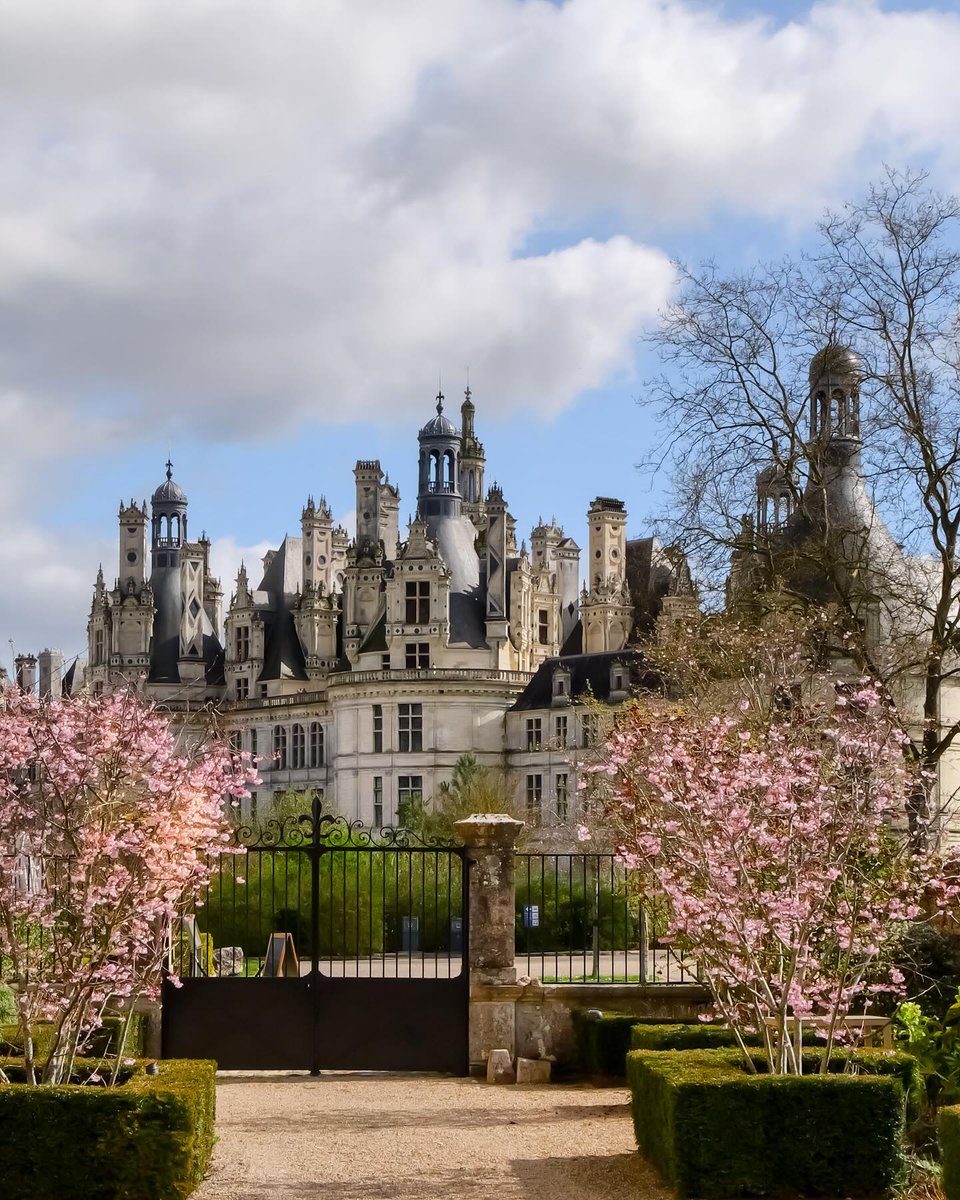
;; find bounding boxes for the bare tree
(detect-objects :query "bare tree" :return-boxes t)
[643,168,960,840]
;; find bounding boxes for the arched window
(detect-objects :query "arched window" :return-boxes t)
[273,725,288,770]
[171,514,180,542]
[310,722,324,767]
[291,724,305,769]
[445,449,456,491]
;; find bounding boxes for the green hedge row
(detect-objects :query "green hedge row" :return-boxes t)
[627,1047,915,1198]
[0,1012,147,1060]
[572,1013,763,1080]
[941,1105,960,1200]
[0,1057,216,1199]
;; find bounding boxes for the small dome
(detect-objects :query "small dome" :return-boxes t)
[419,392,458,438]
[152,460,187,505]
[757,462,790,488]
[809,344,862,385]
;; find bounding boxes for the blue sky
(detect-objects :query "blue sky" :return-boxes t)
[4,0,960,667]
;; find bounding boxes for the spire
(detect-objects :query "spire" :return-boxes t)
[436,383,444,415]
[165,458,173,481]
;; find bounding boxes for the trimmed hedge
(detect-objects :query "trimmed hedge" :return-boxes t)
[627,1047,915,1198]
[0,1057,216,1200]
[0,1012,147,1060]
[941,1105,960,1200]
[572,1013,765,1080]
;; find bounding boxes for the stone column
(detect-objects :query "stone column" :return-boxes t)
[454,813,524,1072]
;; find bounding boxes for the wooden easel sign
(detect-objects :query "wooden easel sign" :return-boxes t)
[262,932,300,978]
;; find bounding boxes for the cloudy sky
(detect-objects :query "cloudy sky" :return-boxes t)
[4,0,960,670]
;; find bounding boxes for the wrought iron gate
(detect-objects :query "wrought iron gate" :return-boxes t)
[161,795,469,1074]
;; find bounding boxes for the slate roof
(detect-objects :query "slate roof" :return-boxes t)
[509,649,657,711]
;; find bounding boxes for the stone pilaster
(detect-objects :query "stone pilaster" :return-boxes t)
[454,813,524,1072]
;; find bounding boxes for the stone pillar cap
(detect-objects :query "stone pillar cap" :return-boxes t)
[454,813,525,847]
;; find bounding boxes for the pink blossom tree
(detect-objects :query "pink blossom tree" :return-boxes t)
[584,682,958,1074]
[0,688,257,1085]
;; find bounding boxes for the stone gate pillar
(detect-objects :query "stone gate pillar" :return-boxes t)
[454,813,524,1073]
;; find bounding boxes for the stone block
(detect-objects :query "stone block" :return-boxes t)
[470,998,516,1070]
[486,1049,516,1084]
[213,946,244,976]
[515,1056,551,1085]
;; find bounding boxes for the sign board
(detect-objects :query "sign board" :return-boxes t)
[523,905,540,929]
[262,932,300,978]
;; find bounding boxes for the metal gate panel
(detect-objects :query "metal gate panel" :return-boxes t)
[161,795,470,1074]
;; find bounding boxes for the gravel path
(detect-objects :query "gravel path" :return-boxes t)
[195,1073,671,1200]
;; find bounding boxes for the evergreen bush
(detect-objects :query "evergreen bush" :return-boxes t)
[0,1057,215,1199]
[627,1047,914,1198]
[940,1105,960,1200]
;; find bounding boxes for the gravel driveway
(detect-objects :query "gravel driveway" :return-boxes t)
[195,1073,670,1200]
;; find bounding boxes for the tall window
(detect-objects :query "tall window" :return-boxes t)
[373,776,383,827]
[249,727,258,757]
[526,774,543,824]
[310,722,324,768]
[405,580,430,624]
[581,714,599,748]
[556,773,569,822]
[526,717,542,751]
[554,714,568,747]
[229,730,242,752]
[398,775,423,815]
[94,628,104,665]
[291,724,306,769]
[236,676,249,701]
[235,625,250,661]
[405,643,430,669]
[398,703,423,752]
[273,725,288,769]
[537,609,549,645]
[373,704,383,753]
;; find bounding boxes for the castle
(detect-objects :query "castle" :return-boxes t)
[13,388,692,829]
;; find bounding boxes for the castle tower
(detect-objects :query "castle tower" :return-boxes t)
[38,648,64,698]
[118,500,147,591]
[302,496,334,592]
[354,461,385,557]
[14,654,37,693]
[149,460,189,683]
[808,343,862,454]
[756,463,794,536]
[417,390,462,522]
[485,484,510,657]
[460,386,486,529]
[582,497,632,653]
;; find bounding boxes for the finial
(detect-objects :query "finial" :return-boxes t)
[165,458,173,481]
[464,365,471,405]
[436,375,444,415]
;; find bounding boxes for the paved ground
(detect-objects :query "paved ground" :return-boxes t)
[195,1073,671,1200]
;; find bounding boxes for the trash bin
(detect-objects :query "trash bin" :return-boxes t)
[401,915,420,952]
[449,916,463,954]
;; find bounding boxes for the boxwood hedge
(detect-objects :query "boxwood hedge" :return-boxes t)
[0,1012,147,1060]
[941,1105,960,1200]
[627,1047,915,1198]
[0,1057,216,1200]
[572,1013,762,1080]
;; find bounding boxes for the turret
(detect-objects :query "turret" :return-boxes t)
[808,344,862,464]
[38,648,64,698]
[14,654,37,693]
[118,499,148,591]
[460,385,486,528]
[417,390,462,522]
[582,497,632,653]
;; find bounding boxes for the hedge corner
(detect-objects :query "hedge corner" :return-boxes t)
[941,1105,960,1200]
[0,1057,217,1200]
[627,1047,911,1199]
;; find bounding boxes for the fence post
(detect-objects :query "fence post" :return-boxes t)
[454,813,524,1073]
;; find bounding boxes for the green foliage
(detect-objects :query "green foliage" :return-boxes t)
[895,926,960,1021]
[0,983,16,1026]
[939,1105,960,1200]
[630,1022,764,1053]
[896,992,960,1110]
[199,847,463,959]
[0,1057,216,1199]
[406,753,521,843]
[514,871,638,956]
[0,1013,147,1060]
[572,1012,640,1078]
[627,1047,912,1198]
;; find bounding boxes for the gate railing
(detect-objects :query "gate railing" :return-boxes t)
[514,852,697,985]
[170,794,467,982]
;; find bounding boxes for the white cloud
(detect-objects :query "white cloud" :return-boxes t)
[4,0,960,654]
[209,536,276,600]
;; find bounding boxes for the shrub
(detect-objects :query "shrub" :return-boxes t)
[572,1012,640,1078]
[0,1057,216,1199]
[896,925,960,1021]
[940,1105,960,1200]
[630,1023,763,1052]
[0,1012,147,1060]
[627,1047,914,1198]
[0,984,16,1026]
